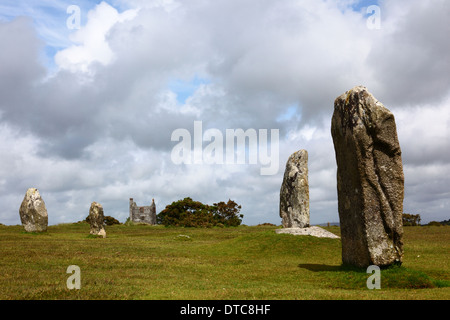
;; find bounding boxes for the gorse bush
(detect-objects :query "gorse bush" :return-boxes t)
[213,199,243,227]
[157,197,243,227]
[157,197,213,227]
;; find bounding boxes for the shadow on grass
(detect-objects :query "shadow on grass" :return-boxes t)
[297,263,450,289]
[298,263,363,272]
[298,264,342,272]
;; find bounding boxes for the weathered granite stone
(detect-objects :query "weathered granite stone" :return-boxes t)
[279,150,310,228]
[331,85,404,268]
[89,202,106,238]
[19,188,48,232]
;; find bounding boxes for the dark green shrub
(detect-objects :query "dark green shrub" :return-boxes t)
[157,197,243,227]
[212,200,243,227]
[104,216,121,226]
[85,215,121,226]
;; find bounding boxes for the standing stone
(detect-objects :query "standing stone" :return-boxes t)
[331,85,404,268]
[19,188,48,232]
[279,149,310,228]
[89,202,106,238]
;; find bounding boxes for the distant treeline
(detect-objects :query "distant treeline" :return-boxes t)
[403,213,449,226]
[426,219,450,226]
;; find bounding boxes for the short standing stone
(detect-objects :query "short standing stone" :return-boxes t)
[279,149,310,228]
[19,188,48,232]
[331,86,404,268]
[89,202,106,238]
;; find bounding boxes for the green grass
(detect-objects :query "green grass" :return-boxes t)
[0,223,448,300]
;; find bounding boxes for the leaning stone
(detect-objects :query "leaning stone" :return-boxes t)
[279,149,310,228]
[89,202,106,237]
[19,188,48,232]
[331,85,404,268]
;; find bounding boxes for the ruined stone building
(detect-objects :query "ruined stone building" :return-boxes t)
[129,198,157,225]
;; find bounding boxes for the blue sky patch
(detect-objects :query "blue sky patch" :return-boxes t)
[351,0,380,13]
[168,76,211,105]
[276,104,301,123]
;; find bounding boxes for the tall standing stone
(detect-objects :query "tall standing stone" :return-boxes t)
[331,86,404,268]
[19,188,48,232]
[89,202,106,238]
[279,149,310,228]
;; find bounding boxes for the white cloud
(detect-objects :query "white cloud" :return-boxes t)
[54,2,138,73]
[394,95,450,166]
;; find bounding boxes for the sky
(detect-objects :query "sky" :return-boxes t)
[0,0,449,226]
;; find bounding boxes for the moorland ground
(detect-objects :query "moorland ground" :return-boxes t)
[0,223,449,299]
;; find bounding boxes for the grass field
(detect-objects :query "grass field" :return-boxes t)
[0,223,449,300]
